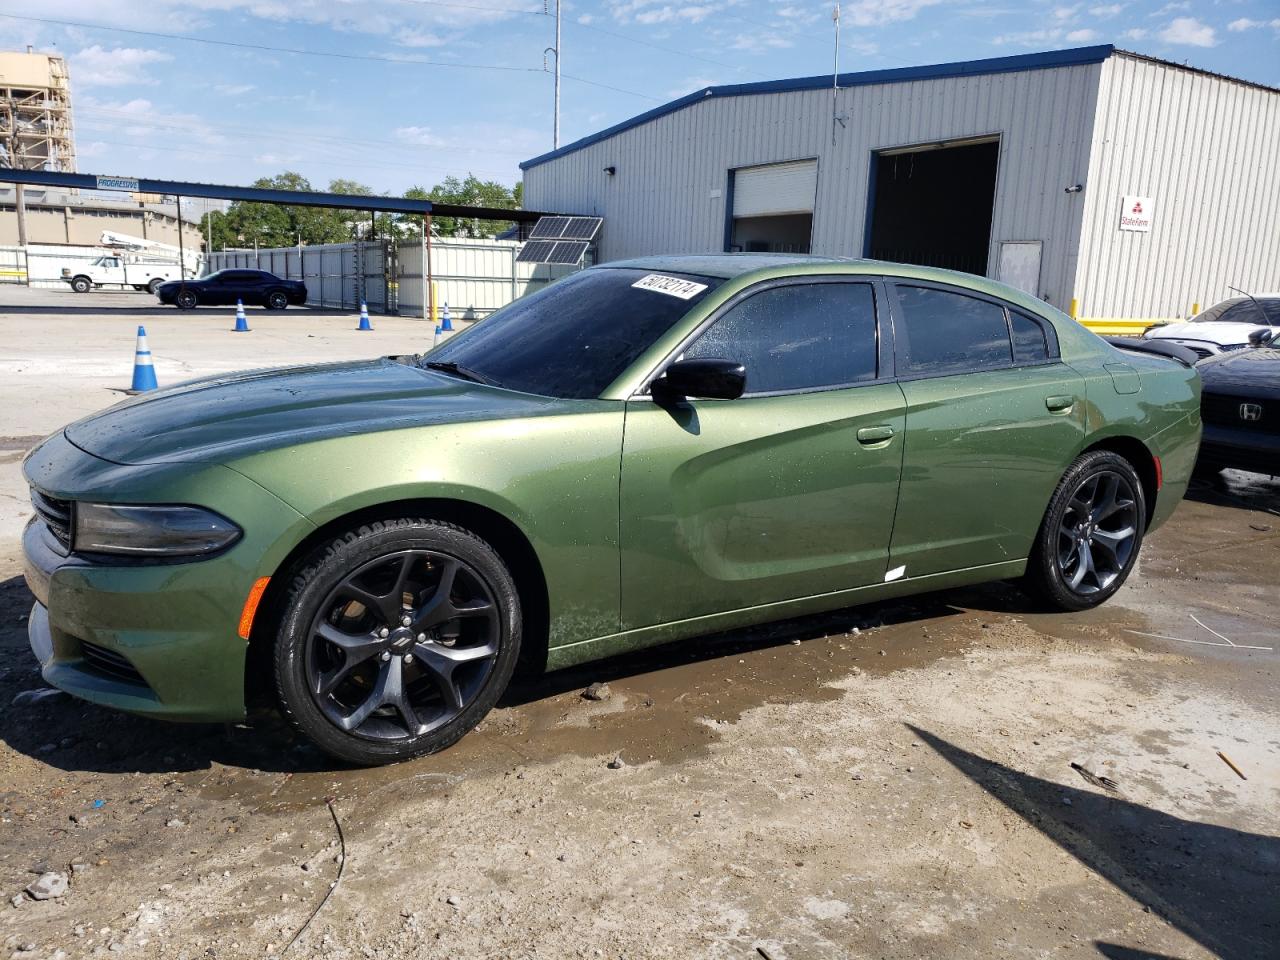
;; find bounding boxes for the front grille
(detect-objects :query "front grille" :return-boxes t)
[30,488,72,551]
[80,641,148,687]
[1202,393,1276,434]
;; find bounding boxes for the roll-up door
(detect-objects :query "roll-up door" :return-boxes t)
[732,160,818,217]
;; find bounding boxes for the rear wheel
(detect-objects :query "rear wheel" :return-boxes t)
[175,290,197,310]
[147,278,164,295]
[274,519,521,766]
[265,290,289,310]
[1024,450,1146,611]
[70,276,91,293]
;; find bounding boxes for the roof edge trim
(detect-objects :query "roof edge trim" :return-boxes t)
[520,44,1115,171]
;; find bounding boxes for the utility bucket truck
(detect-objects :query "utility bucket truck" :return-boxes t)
[61,231,187,294]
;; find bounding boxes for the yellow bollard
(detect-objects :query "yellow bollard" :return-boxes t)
[1191,302,1200,316]
[430,281,439,326]
[1069,298,1079,319]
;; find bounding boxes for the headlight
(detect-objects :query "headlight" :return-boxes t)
[74,503,241,557]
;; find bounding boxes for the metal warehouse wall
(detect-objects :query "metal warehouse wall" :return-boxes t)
[523,61,1104,310]
[1074,55,1280,322]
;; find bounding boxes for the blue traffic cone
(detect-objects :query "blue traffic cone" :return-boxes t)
[440,302,454,332]
[357,302,372,331]
[130,325,158,392]
[233,299,250,332]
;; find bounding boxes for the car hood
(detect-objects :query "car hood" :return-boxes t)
[1197,347,1280,394]
[64,358,569,465]
[1147,321,1274,347]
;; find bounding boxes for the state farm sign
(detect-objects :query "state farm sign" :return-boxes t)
[1119,195,1153,232]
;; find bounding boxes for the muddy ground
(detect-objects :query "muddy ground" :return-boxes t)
[1,472,1277,960]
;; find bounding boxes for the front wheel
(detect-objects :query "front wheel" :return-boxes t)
[1024,450,1146,611]
[274,519,521,766]
[265,290,289,310]
[175,290,197,310]
[70,276,92,293]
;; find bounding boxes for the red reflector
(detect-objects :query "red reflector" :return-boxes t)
[238,577,271,640]
[1153,455,1163,490]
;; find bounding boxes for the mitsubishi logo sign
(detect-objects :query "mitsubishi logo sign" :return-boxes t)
[1119,195,1153,232]
[1239,403,1263,422]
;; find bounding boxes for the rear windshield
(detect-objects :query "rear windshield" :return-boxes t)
[1200,298,1280,325]
[422,268,722,399]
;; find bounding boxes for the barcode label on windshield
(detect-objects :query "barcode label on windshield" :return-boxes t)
[631,274,708,299]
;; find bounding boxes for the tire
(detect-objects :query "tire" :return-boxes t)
[133,285,145,292]
[1024,450,1147,612]
[147,278,164,296]
[70,276,92,293]
[265,290,289,311]
[175,290,198,310]
[273,518,521,766]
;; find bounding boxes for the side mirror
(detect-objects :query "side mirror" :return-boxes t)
[1247,328,1272,348]
[652,358,746,401]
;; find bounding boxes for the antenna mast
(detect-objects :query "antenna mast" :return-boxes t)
[831,4,841,146]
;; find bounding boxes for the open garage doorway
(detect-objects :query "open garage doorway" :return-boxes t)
[866,138,999,276]
[727,159,816,254]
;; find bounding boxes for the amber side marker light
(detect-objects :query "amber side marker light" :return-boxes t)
[238,577,271,640]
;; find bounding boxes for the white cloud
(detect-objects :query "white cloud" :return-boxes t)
[730,32,795,52]
[1227,17,1280,33]
[1052,5,1080,21]
[841,0,945,27]
[214,83,256,96]
[608,1,722,25]
[1158,16,1217,47]
[1150,1,1189,15]
[1089,4,1124,18]
[1121,27,1147,40]
[71,45,172,87]
[992,28,1065,46]
[1066,28,1098,41]
[393,126,446,148]
[577,13,596,23]
[398,30,447,48]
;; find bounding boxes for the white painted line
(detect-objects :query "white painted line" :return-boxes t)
[1190,613,1235,647]
[1124,629,1273,653]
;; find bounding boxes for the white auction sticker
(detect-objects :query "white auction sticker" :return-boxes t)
[631,274,708,299]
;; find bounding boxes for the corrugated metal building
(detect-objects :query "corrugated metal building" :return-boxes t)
[521,45,1280,331]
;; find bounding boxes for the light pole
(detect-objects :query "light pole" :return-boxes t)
[544,0,561,148]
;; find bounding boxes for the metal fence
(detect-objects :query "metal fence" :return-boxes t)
[209,237,581,318]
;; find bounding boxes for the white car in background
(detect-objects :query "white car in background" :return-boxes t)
[1143,293,1280,359]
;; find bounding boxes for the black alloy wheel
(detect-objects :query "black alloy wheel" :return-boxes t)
[274,519,521,765]
[1025,449,1146,611]
[266,290,289,310]
[175,290,198,310]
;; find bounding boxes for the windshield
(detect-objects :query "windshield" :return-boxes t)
[422,267,723,399]
[1198,298,1280,325]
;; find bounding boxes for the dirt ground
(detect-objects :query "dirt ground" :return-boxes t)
[0,289,1277,960]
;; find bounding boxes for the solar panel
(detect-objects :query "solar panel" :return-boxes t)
[528,216,570,239]
[528,215,602,241]
[515,239,590,264]
[515,240,558,263]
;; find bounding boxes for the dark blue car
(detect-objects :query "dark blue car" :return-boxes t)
[157,269,308,311]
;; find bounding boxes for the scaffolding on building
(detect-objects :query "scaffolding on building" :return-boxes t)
[0,50,76,172]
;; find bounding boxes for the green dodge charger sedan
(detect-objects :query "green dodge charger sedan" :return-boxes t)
[23,255,1201,765]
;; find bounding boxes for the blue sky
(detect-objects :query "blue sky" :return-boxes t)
[1,0,1276,196]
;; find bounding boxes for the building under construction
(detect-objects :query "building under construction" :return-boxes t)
[0,49,75,172]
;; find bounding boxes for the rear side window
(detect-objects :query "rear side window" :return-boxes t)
[894,285,1012,376]
[1011,311,1048,363]
[682,281,878,394]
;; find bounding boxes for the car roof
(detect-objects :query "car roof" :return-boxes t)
[605,253,854,279]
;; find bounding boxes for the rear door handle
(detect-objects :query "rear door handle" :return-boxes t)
[1045,395,1075,413]
[856,425,896,445]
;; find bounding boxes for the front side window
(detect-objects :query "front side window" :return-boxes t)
[681,282,878,394]
[425,268,723,399]
[894,285,1012,376]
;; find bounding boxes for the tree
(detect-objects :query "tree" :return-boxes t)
[402,175,522,238]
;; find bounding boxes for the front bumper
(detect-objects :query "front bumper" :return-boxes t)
[1199,423,1280,476]
[21,431,314,722]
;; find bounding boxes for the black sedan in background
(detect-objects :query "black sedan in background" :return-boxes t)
[157,269,308,310]
[1197,331,1280,476]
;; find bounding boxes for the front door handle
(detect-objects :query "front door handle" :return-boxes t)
[856,425,896,445]
[1045,395,1075,413]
